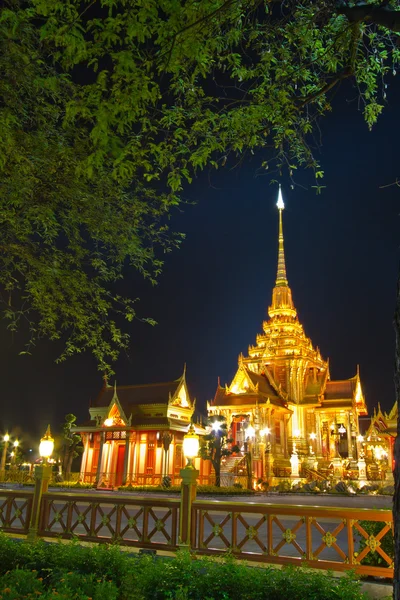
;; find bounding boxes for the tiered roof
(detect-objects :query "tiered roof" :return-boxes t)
[211,188,367,416]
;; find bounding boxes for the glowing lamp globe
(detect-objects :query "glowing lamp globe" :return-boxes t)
[183,423,199,466]
[13,440,19,448]
[246,426,255,439]
[39,425,54,462]
[3,434,9,443]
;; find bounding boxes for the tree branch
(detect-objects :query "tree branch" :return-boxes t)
[297,65,353,108]
[337,1,400,32]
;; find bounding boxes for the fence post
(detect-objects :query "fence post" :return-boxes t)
[179,466,198,548]
[27,464,51,541]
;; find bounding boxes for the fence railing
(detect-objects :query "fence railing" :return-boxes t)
[0,485,394,579]
[0,489,33,534]
[191,499,394,578]
[40,491,180,551]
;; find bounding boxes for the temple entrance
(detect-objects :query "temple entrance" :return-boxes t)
[115,444,125,487]
[231,415,249,451]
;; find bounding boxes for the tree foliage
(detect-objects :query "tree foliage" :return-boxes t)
[199,415,239,486]
[1,0,399,370]
[60,413,83,479]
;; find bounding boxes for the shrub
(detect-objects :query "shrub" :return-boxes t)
[118,484,254,495]
[51,481,95,489]
[196,485,254,495]
[118,484,181,493]
[277,479,291,492]
[0,534,368,600]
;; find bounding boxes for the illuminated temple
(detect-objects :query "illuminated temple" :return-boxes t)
[75,188,393,487]
[208,187,369,479]
[75,370,209,487]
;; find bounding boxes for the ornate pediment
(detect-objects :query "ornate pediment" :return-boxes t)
[228,365,253,395]
[104,386,130,426]
[170,380,191,408]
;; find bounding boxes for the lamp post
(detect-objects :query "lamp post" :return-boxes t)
[308,433,318,470]
[245,425,255,490]
[260,427,274,485]
[162,432,173,480]
[28,425,54,541]
[330,421,344,481]
[290,433,300,479]
[179,423,199,547]
[11,440,19,468]
[211,420,223,486]
[0,434,9,480]
[357,434,367,483]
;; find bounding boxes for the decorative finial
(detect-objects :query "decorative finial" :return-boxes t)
[275,185,288,286]
[277,184,284,210]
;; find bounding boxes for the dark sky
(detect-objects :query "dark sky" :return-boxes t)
[1,80,399,449]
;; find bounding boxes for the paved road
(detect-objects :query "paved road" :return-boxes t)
[100,489,393,509]
[2,483,393,508]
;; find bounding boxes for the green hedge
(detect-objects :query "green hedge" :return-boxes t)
[118,484,255,495]
[0,534,367,599]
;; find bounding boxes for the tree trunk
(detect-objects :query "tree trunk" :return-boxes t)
[246,451,252,490]
[394,275,400,599]
[66,452,74,481]
[214,442,222,487]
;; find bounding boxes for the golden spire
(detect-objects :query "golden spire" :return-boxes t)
[268,186,296,318]
[276,185,288,287]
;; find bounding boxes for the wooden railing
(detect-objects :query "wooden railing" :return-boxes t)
[0,487,394,579]
[0,489,33,534]
[40,492,180,551]
[192,499,394,578]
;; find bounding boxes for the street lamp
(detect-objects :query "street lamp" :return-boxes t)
[244,425,256,490]
[246,425,255,440]
[0,434,10,477]
[39,425,54,465]
[260,427,271,450]
[260,427,273,485]
[179,423,200,547]
[28,425,54,541]
[12,440,19,465]
[212,421,222,433]
[182,423,199,468]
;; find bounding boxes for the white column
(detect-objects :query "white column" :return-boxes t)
[347,412,353,459]
[80,434,89,480]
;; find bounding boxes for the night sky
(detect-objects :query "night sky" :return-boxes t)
[1,79,399,451]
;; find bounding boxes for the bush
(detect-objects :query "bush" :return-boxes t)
[51,481,95,489]
[0,534,368,600]
[118,484,181,493]
[118,484,255,495]
[196,485,255,495]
